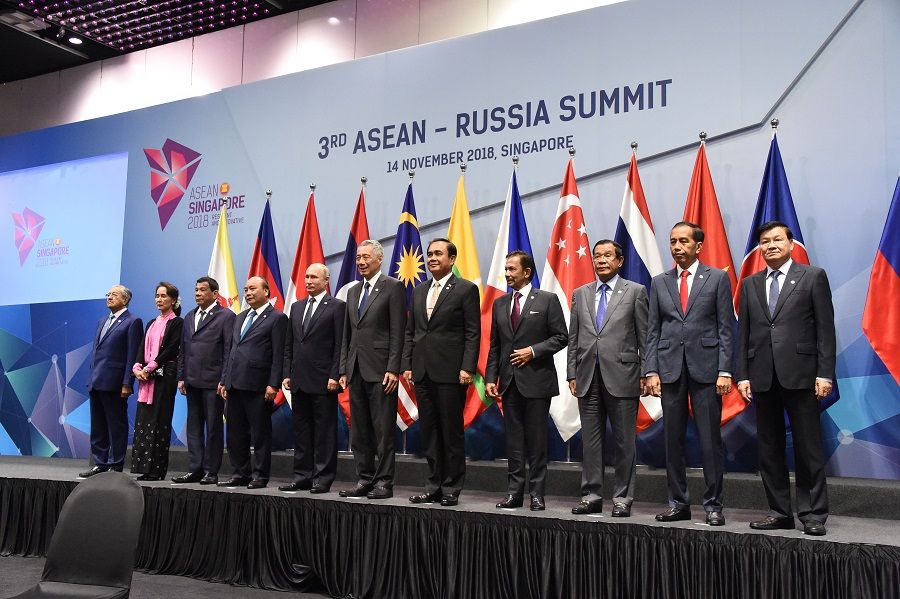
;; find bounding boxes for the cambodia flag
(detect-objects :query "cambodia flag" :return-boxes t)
[614,151,665,433]
[862,177,900,386]
[247,198,285,311]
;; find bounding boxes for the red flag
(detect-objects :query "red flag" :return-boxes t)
[285,190,328,317]
[682,142,747,425]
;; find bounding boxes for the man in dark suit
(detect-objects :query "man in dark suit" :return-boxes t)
[172,276,235,485]
[218,276,288,489]
[280,263,346,493]
[737,221,835,536]
[486,251,567,511]
[567,240,649,516]
[339,240,406,500]
[402,238,480,507]
[644,222,734,526]
[80,285,143,478]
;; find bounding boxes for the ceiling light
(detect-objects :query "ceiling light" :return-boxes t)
[327,17,340,25]
[68,36,82,44]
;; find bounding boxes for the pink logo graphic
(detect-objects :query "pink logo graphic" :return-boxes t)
[144,139,202,230]
[12,207,45,265]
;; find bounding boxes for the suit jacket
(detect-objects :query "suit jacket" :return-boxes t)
[485,288,567,398]
[340,274,406,383]
[567,277,649,398]
[283,294,346,394]
[222,304,288,391]
[401,274,480,384]
[135,316,184,376]
[644,263,735,384]
[177,304,235,389]
[89,309,143,392]
[737,262,836,391]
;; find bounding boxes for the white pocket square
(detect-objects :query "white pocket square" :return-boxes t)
[529,311,540,314]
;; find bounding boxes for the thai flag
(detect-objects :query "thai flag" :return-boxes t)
[247,197,285,311]
[862,176,900,386]
[614,151,665,432]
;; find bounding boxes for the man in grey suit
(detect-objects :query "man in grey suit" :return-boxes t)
[173,276,235,485]
[737,221,835,536]
[403,238,480,507]
[486,250,567,511]
[339,240,406,500]
[644,222,734,526]
[567,240,649,516]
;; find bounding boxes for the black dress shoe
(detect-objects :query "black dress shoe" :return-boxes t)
[749,516,795,531]
[309,485,329,494]
[706,511,726,526]
[171,472,203,484]
[496,494,523,509]
[440,495,459,507]
[78,466,107,479]
[278,481,307,492]
[530,496,545,511]
[218,477,251,487]
[409,492,441,504]
[611,502,631,517]
[367,487,393,500]
[247,479,268,489]
[339,485,372,498]
[803,521,826,536]
[137,474,160,482]
[199,474,218,485]
[656,507,691,522]
[572,499,602,515]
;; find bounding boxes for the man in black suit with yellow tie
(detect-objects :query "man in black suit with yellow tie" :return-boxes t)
[173,276,235,485]
[403,238,480,507]
[486,250,567,511]
[737,221,835,536]
[339,240,406,500]
[218,276,288,489]
[280,263,346,493]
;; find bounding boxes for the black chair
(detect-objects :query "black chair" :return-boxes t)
[6,471,145,599]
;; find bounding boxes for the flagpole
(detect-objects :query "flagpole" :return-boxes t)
[771,117,779,139]
[632,140,638,155]
[402,170,414,456]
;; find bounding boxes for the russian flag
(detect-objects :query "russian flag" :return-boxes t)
[614,150,665,432]
[862,177,900,386]
[247,198,285,311]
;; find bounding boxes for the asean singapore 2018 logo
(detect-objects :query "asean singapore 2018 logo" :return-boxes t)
[12,207,45,264]
[144,138,247,231]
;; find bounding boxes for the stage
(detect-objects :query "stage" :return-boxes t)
[2,455,899,599]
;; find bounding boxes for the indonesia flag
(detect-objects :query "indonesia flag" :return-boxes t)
[465,163,537,427]
[682,140,747,425]
[542,155,594,441]
[247,197,286,311]
[207,205,241,313]
[862,177,900,386]
[613,150,665,433]
[333,181,371,424]
[285,187,328,317]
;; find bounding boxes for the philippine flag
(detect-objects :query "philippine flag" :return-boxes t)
[613,150,665,432]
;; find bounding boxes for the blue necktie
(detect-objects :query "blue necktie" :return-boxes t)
[240,310,256,340]
[99,314,116,341]
[768,271,781,318]
[358,281,371,318]
[595,283,609,331]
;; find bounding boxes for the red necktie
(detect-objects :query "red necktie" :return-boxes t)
[510,291,522,330]
[679,270,689,313]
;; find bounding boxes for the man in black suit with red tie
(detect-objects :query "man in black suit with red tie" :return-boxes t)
[172,276,235,485]
[486,251,568,511]
[280,263,346,493]
[218,276,288,489]
[403,239,480,507]
[738,221,835,536]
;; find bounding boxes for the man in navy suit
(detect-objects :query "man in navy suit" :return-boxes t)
[644,222,735,526]
[280,264,346,493]
[218,276,288,489]
[80,285,143,478]
[172,276,235,485]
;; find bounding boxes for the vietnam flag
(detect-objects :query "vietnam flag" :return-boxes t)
[682,141,747,425]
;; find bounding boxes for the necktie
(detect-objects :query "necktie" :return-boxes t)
[358,281,371,318]
[196,310,207,330]
[768,271,781,318]
[240,310,256,340]
[426,282,441,320]
[100,314,116,340]
[595,283,609,331]
[510,291,522,330]
[679,270,690,313]
[302,297,316,332]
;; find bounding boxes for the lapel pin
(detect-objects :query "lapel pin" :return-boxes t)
[790,280,795,285]
[617,290,623,294]
[698,274,704,279]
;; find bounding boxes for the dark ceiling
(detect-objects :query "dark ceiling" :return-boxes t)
[0,0,334,84]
